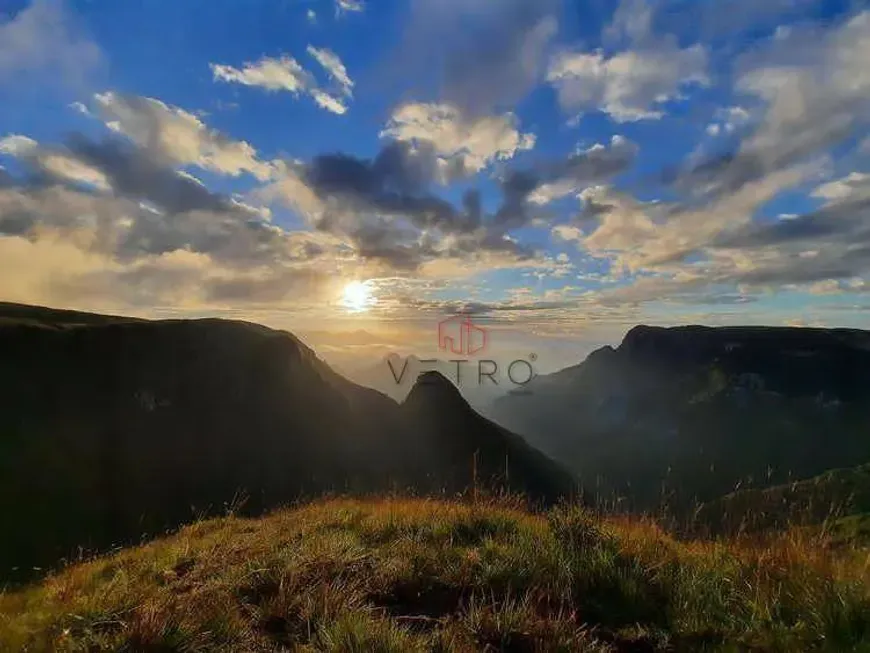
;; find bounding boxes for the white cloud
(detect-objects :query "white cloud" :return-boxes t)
[310,89,348,115]
[306,46,353,97]
[579,186,657,255]
[307,9,317,24]
[548,46,708,122]
[736,12,870,167]
[1,134,109,190]
[0,0,100,86]
[0,134,38,155]
[552,224,584,243]
[529,179,583,206]
[211,55,311,93]
[548,0,707,122]
[69,100,90,116]
[92,92,274,180]
[528,136,638,205]
[812,172,870,202]
[706,106,751,136]
[594,11,870,298]
[336,0,364,15]
[210,53,351,115]
[39,152,111,190]
[381,103,536,175]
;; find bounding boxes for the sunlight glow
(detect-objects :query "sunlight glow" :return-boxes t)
[341,280,376,312]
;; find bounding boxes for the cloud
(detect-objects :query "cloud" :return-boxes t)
[92,92,274,180]
[309,89,348,115]
[588,10,870,299]
[395,0,560,115]
[2,133,111,191]
[211,55,311,92]
[0,0,100,87]
[0,122,343,277]
[210,52,352,115]
[306,46,353,98]
[548,1,708,123]
[63,135,248,216]
[0,142,355,319]
[501,136,638,218]
[578,186,658,255]
[552,224,583,243]
[681,11,870,203]
[813,172,870,203]
[335,0,364,16]
[714,193,870,253]
[0,231,334,314]
[0,173,288,269]
[381,103,536,175]
[706,106,751,137]
[0,135,38,156]
[263,140,560,272]
[267,129,637,273]
[525,136,639,205]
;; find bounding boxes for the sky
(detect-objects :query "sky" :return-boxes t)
[1,0,869,373]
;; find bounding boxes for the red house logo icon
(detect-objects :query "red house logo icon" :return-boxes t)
[438,315,488,356]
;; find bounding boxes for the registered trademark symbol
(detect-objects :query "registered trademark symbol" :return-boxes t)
[529,353,537,361]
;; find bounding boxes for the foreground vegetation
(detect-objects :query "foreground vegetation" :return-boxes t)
[697,463,870,542]
[3,497,870,652]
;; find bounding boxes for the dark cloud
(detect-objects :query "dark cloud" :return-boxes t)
[714,196,870,250]
[66,135,238,216]
[499,136,638,223]
[394,0,561,115]
[675,111,859,203]
[303,141,472,233]
[672,11,870,204]
[293,133,636,270]
[0,136,323,269]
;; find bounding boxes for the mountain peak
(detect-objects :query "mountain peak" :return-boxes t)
[403,371,469,411]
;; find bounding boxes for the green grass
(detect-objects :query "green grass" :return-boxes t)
[697,463,870,536]
[3,497,870,651]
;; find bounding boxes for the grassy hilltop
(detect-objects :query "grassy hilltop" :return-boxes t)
[4,497,870,652]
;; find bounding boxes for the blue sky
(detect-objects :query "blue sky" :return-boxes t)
[1,0,869,370]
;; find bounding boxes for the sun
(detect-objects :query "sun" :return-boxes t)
[341,280,375,312]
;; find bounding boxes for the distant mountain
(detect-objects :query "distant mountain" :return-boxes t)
[0,303,575,582]
[345,353,509,408]
[491,325,870,509]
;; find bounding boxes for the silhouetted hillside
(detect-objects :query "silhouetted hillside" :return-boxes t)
[491,325,870,510]
[0,304,574,582]
[697,463,870,537]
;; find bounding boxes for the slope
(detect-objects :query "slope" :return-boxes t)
[3,497,869,652]
[0,304,574,583]
[491,325,870,510]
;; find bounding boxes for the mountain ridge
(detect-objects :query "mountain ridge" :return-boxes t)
[491,323,870,510]
[0,303,574,583]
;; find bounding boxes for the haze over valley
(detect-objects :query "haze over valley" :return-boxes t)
[3,1,870,650]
